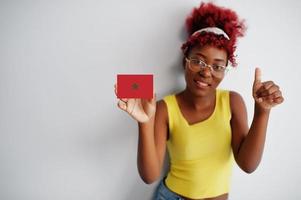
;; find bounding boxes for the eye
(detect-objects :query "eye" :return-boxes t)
[190,59,200,65]
[212,65,225,71]
[189,58,207,68]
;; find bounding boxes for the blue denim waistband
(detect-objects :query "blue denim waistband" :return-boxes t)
[153,178,184,200]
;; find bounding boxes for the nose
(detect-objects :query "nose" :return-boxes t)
[198,66,212,77]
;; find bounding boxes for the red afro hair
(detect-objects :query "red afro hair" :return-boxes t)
[181,2,246,67]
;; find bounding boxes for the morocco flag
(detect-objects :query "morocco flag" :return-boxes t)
[117,74,153,99]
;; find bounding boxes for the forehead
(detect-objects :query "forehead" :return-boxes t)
[189,45,227,61]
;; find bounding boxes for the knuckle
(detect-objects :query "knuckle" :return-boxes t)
[264,84,270,90]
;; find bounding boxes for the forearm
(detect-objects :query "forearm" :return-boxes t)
[137,117,160,183]
[237,103,271,173]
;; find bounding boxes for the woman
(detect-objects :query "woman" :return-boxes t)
[115,2,284,200]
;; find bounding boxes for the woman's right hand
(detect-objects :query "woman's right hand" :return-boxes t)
[114,84,156,123]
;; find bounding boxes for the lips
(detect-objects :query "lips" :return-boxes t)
[194,79,211,88]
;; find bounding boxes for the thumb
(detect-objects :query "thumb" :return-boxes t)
[253,67,263,103]
[148,93,156,104]
[254,67,262,84]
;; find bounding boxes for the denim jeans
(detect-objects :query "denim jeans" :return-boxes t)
[153,178,184,200]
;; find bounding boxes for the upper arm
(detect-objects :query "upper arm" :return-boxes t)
[230,91,249,161]
[154,100,169,170]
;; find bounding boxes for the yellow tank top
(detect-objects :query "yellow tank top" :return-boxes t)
[163,89,234,199]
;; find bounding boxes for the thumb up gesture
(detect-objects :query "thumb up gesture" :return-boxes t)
[252,68,284,110]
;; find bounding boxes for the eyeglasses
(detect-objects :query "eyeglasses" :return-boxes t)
[185,57,228,77]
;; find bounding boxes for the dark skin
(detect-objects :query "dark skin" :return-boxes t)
[115,45,284,200]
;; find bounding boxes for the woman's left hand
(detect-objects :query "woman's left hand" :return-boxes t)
[252,67,284,111]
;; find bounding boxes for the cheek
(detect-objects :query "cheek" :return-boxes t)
[184,68,191,81]
[211,77,224,87]
[184,70,189,84]
[184,68,194,83]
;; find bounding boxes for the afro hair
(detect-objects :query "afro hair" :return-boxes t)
[181,2,246,67]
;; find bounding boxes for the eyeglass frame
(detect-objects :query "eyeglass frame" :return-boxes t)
[185,57,230,77]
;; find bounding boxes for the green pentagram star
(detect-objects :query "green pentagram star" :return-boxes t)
[132,83,139,90]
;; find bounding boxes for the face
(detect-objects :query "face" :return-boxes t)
[184,45,228,97]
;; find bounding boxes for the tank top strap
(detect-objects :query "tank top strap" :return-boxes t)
[216,89,232,121]
[163,94,182,132]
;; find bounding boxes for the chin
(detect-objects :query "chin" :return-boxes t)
[189,82,215,96]
[187,86,211,97]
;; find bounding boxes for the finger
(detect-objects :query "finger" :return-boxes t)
[266,96,283,105]
[114,84,117,96]
[269,91,283,100]
[270,90,282,99]
[256,81,274,97]
[256,97,263,103]
[254,67,261,84]
[118,100,127,111]
[148,93,156,103]
[262,90,283,103]
[259,96,275,104]
[258,84,279,97]
[151,93,157,106]
[120,98,128,103]
[265,96,275,103]
[273,96,284,104]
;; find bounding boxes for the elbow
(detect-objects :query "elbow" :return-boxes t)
[237,159,259,174]
[141,177,157,185]
[242,166,257,174]
[239,162,258,174]
[138,169,160,184]
[140,174,159,184]
[137,161,161,184]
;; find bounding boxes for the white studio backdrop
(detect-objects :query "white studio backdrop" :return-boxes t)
[0,0,300,199]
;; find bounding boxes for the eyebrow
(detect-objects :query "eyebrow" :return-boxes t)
[195,53,226,62]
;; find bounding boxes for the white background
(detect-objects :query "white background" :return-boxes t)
[0,0,300,199]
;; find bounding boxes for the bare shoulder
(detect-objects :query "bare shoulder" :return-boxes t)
[154,99,169,140]
[156,99,167,109]
[155,99,168,124]
[229,90,244,103]
[229,91,246,114]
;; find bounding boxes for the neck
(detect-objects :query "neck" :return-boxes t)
[181,88,216,110]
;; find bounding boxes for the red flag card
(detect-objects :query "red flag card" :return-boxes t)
[117,74,153,99]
